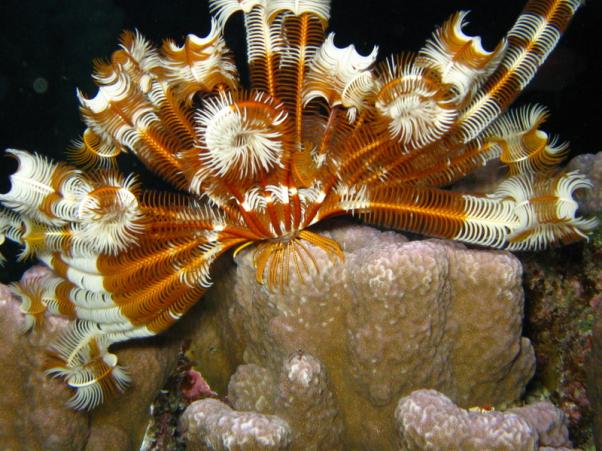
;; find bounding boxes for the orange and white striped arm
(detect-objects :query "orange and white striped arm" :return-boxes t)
[326,174,597,250]
[0,150,250,409]
[454,0,584,143]
[74,26,240,190]
[358,104,571,189]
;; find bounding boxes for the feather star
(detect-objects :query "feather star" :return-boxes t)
[0,0,598,410]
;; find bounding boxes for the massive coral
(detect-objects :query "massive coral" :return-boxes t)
[181,223,536,449]
[4,222,599,449]
[395,389,573,450]
[0,267,181,450]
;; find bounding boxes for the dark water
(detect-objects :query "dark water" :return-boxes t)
[0,0,600,282]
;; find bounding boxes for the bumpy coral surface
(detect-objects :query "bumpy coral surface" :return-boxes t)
[180,399,293,450]
[0,267,181,450]
[0,269,88,451]
[182,222,536,449]
[395,389,573,450]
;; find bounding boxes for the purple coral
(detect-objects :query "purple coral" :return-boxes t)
[395,389,573,450]
[181,223,536,448]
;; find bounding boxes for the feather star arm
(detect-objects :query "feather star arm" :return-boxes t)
[0,0,598,410]
[0,151,247,409]
[453,0,584,143]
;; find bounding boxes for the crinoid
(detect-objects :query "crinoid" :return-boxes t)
[0,0,597,410]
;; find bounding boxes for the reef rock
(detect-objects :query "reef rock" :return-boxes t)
[184,223,536,449]
[588,302,602,449]
[0,266,181,451]
[395,389,573,450]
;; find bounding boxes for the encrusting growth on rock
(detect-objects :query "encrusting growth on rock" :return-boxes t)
[0,0,597,409]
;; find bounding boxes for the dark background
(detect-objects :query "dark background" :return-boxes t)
[0,0,600,281]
